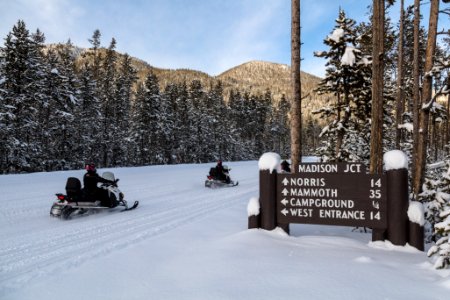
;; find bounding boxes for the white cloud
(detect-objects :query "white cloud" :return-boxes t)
[1,0,85,44]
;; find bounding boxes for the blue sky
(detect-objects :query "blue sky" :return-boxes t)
[0,0,447,78]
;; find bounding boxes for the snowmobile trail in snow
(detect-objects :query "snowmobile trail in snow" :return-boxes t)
[0,162,257,294]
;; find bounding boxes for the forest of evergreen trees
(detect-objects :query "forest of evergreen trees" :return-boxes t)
[0,21,294,173]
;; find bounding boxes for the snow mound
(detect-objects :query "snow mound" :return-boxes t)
[383,150,408,171]
[258,152,281,173]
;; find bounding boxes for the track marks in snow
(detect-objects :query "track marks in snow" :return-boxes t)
[0,167,257,294]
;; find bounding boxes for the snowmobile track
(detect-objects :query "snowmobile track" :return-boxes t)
[0,187,255,293]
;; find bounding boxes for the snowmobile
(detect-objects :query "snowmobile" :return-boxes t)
[50,171,138,219]
[205,165,238,188]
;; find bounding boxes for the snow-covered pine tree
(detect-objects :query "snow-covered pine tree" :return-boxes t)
[228,89,255,161]
[75,61,102,165]
[129,83,150,165]
[99,38,118,167]
[424,160,450,269]
[273,94,290,158]
[313,9,372,163]
[162,83,180,164]
[0,39,8,173]
[255,89,272,155]
[41,47,78,170]
[188,80,208,163]
[129,71,164,165]
[242,92,258,159]
[113,53,137,166]
[207,81,228,161]
[0,21,46,172]
[170,82,192,163]
[154,81,174,164]
[77,30,104,167]
[197,81,218,162]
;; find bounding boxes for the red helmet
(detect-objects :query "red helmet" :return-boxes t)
[85,163,96,172]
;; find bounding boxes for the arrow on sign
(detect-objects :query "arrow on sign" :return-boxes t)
[281,198,288,206]
[282,188,289,196]
[282,178,289,185]
[281,208,289,216]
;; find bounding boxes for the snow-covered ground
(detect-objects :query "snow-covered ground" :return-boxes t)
[1,160,450,299]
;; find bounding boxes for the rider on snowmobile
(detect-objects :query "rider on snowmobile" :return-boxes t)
[215,160,231,184]
[83,163,115,206]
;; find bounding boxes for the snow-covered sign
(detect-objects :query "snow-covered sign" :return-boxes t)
[276,163,387,228]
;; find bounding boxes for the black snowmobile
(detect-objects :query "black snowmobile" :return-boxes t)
[50,171,138,219]
[205,165,238,188]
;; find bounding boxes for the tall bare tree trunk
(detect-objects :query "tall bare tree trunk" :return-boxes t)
[412,0,440,196]
[412,0,421,191]
[395,0,405,149]
[290,0,302,171]
[369,0,385,174]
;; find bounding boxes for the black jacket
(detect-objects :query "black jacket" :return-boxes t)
[83,171,113,193]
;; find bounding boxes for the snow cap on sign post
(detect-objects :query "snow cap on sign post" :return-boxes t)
[407,201,425,226]
[383,150,408,171]
[258,152,281,174]
[247,197,260,217]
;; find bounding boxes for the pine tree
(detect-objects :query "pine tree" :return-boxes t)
[188,80,207,162]
[41,47,78,170]
[171,82,191,163]
[75,61,102,165]
[227,90,243,160]
[99,38,118,166]
[423,160,450,269]
[313,9,372,162]
[273,94,291,158]
[129,71,162,165]
[0,21,46,172]
[206,81,228,160]
[114,53,137,166]
[129,83,150,165]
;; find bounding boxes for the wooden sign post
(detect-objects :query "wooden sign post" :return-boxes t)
[250,152,424,252]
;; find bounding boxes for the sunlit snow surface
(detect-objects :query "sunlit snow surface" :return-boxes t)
[1,160,449,299]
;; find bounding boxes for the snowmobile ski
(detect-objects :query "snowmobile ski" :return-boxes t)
[122,201,139,211]
[205,180,239,188]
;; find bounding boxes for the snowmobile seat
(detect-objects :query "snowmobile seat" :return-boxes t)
[65,177,82,202]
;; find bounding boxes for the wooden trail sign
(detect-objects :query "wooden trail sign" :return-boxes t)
[276,163,387,228]
[252,152,424,251]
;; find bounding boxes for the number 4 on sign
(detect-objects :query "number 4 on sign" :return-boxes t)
[372,201,380,209]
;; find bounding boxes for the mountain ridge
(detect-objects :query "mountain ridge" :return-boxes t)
[54,44,331,114]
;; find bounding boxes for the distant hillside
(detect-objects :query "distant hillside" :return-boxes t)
[216,61,331,116]
[133,59,332,117]
[58,45,332,117]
